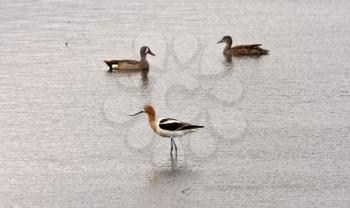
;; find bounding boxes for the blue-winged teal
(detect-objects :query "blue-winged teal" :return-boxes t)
[104,46,155,72]
[217,35,269,56]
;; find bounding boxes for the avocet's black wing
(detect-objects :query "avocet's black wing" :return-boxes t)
[159,118,204,131]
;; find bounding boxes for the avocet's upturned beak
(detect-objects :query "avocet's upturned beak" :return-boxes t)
[128,110,145,116]
[217,39,224,44]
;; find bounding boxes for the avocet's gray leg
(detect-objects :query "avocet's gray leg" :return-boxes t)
[172,138,177,153]
[170,138,174,154]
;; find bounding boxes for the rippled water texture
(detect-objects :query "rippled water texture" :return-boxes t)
[1,0,350,207]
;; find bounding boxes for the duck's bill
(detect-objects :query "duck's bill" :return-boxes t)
[217,40,224,43]
[128,110,145,116]
[148,51,155,56]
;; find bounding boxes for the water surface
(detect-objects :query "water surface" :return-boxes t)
[1,0,350,207]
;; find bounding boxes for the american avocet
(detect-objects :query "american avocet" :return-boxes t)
[129,105,204,154]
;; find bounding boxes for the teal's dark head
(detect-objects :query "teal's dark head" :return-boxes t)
[140,46,155,57]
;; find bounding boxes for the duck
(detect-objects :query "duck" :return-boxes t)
[129,105,204,154]
[104,46,155,72]
[217,35,269,56]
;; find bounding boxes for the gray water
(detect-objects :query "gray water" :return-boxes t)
[1,0,350,207]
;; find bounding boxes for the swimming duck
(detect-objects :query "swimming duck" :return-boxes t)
[217,35,269,56]
[104,46,155,72]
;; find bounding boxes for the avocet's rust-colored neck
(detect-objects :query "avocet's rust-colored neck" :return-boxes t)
[144,105,157,133]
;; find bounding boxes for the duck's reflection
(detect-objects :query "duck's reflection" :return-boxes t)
[222,53,265,70]
[141,69,149,86]
[105,68,149,86]
[223,55,234,70]
[224,54,233,64]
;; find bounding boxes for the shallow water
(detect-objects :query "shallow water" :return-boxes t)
[1,0,350,207]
